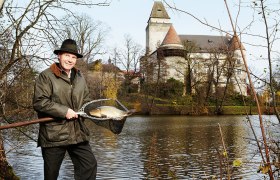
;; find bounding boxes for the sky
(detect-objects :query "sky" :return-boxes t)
[12,0,277,75]
[79,0,279,75]
[86,0,240,52]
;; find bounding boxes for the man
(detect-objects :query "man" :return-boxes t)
[33,39,97,180]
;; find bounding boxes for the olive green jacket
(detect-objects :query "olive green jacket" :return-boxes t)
[33,63,91,147]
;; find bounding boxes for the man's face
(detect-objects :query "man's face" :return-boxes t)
[58,52,77,72]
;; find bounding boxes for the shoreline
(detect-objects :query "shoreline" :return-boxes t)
[130,104,277,116]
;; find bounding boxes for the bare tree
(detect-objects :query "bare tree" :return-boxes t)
[87,59,122,99]
[256,0,280,121]
[163,1,279,178]
[204,44,238,114]
[0,0,110,179]
[118,34,143,72]
[54,14,109,64]
[140,48,169,114]
[116,34,143,94]
[175,40,199,96]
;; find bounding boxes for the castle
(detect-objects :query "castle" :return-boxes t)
[140,1,248,96]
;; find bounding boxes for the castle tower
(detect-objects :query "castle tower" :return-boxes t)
[160,25,183,49]
[146,1,171,55]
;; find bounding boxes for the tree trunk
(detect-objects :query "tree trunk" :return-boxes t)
[0,134,19,180]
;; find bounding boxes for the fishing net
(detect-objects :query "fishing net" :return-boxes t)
[79,99,133,134]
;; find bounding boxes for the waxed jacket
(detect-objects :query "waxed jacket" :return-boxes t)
[33,63,91,147]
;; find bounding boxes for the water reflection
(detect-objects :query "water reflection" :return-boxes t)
[4,115,275,179]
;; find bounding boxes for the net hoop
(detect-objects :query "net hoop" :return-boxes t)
[79,99,133,134]
[79,98,132,121]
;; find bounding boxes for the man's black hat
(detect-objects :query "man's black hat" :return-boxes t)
[54,39,83,58]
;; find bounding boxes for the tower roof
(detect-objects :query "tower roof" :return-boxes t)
[150,1,170,19]
[161,25,182,47]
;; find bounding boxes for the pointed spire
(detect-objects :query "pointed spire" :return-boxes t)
[108,56,112,64]
[229,35,245,50]
[161,25,182,46]
[150,1,170,19]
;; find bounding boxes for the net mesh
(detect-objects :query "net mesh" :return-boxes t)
[80,99,130,134]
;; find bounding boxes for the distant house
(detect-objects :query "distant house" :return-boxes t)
[140,1,248,96]
[88,59,124,81]
[121,70,142,84]
[88,59,141,92]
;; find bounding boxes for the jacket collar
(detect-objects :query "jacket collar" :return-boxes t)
[50,63,79,77]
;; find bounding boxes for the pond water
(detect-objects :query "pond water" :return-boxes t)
[4,115,279,179]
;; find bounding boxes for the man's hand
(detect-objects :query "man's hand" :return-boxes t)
[66,108,78,120]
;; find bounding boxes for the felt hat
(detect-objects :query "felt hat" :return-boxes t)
[54,39,83,58]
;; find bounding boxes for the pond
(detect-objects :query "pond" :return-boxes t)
[4,115,279,179]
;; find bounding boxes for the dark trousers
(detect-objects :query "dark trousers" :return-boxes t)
[41,141,97,180]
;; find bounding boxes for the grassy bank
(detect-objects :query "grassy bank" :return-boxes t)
[128,103,275,115]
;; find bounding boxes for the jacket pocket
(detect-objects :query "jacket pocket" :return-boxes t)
[44,121,70,142]
[78,118,90,136]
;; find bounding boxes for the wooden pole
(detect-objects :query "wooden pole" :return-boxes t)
[0,117,54,130]
[223,1,274,179]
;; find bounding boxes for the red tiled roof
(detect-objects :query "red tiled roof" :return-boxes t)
[229,35,245,50]
[161,25,182,46]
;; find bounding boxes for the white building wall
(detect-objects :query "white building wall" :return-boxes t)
[233,49,248,95]
[166,51,248,95]
[146,22,171,54]
[142,50,248,95]
[165,56,185,82]
[149,18,171,24]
